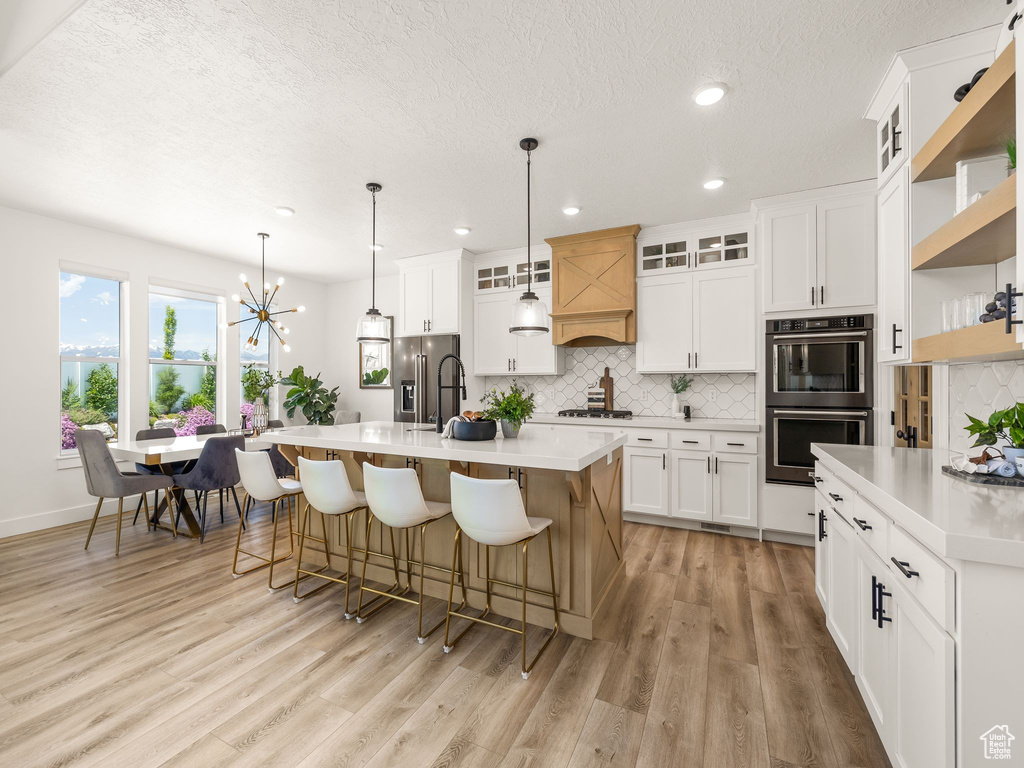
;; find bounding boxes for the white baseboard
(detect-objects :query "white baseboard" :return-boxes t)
[761,529,814,547]
[0,494,147,540]
[623,511,813,549]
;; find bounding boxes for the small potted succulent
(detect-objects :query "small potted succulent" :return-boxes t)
[480,382,535,438]
[670,374,694,418]
[965,403,1024,466]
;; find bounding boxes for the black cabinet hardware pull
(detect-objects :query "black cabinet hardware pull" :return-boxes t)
[714,457,718,474]
[813,475,823,483]
[663,454,666,470]
[811,285,815,306]
[853,517,872,531]
[687,352,691,368]
[876,581,892,628]
[820,285,824,305]
[638,437,652,442]
[512,359,516,371]
[892,323,903,352]
[871,575,879,621]
[807,511,815,516]
[682,439,698,444]
[727,442,744,446]
[508,359,511,371]
[828,492,843,502]
[892,128,901,153]
[891,557,919,578]
[707,456,710,473]
[818,510,827,541]
[1005,283,1022,335]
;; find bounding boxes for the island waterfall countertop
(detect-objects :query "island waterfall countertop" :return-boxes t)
[529,413,760,432]
[260,421,626,472]
[812,443,1024,568]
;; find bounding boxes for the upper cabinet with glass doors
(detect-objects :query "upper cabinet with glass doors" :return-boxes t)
[638,226,752,277]
[475,251,551,294]
[876,84,908,188]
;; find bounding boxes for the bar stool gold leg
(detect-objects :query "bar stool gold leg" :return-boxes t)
[294,503,357,603]
[268,496,301,591]
[232,494,293,579]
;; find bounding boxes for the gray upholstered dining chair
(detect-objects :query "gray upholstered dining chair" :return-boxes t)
[195,424,227,436]
[267,420,285,429]
[132,426,188,526]
[334,411,361,425]
[265,420,295,478]
[76,429,176,555]
[171,435,244,542]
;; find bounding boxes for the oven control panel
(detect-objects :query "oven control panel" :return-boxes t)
[767,314,872,333]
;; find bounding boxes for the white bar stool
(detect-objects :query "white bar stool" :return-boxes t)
[234,448,302,590]
[293,456,368,617]
[355,463,467,642]
[444,473,559,679]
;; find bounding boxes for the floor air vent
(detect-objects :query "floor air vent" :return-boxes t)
[700,522,731,533]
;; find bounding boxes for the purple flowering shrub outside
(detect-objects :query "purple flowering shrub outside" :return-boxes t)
[173,406,215,436]
[61,413,78,450]
[240,402,254,429]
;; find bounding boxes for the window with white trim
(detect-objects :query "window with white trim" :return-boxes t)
[239,311,278,429]
[59,270,125,451]
[148,288,221,435]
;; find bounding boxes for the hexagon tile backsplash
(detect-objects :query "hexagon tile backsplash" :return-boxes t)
[949,361,1024,454]
[483,345,756,419]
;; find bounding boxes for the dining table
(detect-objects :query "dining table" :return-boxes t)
[107,431,276,538]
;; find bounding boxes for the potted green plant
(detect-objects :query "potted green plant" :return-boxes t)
[480,382,535,438]
[965,403,1024,464]
[241,364,279,432]
[670,374,694,418]
[281,366,339,425]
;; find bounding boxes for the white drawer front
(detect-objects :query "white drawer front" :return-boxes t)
[813,462,834,497]
[824,475,853,522]
[626,429,669,448]
[670,431,711,451]
[850,494,889,563]
[888,524,955,633]
[712,433,756,454]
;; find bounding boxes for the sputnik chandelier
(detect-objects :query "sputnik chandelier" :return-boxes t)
[228,232,305,353]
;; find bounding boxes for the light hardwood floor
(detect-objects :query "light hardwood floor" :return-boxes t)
[0,504,891,768]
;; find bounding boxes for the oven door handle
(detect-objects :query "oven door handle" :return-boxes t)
[771,410,869,418]
[771,331,868,340]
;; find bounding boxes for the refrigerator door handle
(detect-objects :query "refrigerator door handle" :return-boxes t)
[413,354,422,423]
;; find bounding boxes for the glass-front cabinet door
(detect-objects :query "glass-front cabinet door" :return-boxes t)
[694,230,750,268]
[475,262,512,293]
[515,257,551,288]
[638,237,691,275]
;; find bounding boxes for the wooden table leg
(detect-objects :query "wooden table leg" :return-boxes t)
[150,464,201,538]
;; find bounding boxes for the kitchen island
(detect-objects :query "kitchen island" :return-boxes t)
[262,421,627,638]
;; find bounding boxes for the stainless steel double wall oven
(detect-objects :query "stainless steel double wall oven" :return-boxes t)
[765,314,874,485]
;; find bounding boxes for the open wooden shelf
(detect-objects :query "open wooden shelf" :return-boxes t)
[912,321,1024,363]
[912,173,1016,270]
[911,40,1015,183]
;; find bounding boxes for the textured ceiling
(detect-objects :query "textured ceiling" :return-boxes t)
[0,0,1004,280]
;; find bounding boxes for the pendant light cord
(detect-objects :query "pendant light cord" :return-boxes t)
[371,188,377,310]
[526,147,532,294]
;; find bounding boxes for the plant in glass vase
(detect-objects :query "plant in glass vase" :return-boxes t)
[480,382,535,438]
[241,364,279,433]
[670,374,694,418]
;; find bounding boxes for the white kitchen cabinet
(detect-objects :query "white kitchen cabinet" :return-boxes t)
[693,268,755,372]
[637,266,754,374]
[817,196,876,310]
[397,253,466,337]
[473,289,562,376]
[855,541,894,744]
[637,226,752,277]
[827,509,858,668]
[814,497,830,612]
[669,450,711,521]
[623,447,669,516]
[877,166,910,363]
[762,204,818,313]
[761,191,876,313]
[889,575,955,768]
[711,452,757,527]
[876,83,908,188]
[636,274,694,373]
[475,253,552,294]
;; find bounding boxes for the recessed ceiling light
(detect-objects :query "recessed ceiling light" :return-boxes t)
[703,178,725,190]
[275,206,295,216]
[563,206,581,216]
[370,243,383,251]
[454,227,471,235]
[693,83,727,106]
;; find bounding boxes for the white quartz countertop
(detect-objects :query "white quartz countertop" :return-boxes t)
[530,413,760,432]
[812,443,1024,568]
[261,421,626,472]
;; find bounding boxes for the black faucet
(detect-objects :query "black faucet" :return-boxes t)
[436,353,468,433]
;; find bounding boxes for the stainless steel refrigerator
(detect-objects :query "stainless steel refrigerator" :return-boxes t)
[393,334,463,427]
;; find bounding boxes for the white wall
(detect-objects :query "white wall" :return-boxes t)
[2,205,329,537]
[322,275,399,422]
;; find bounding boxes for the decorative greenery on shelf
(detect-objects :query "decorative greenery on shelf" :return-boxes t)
[281,366,339,425]
[241,363,279,403]
[362,368,389,386]
[480,382,535,428]
[965,403,1024,449]
[1004,136,1016,170]
[670,374,694,394]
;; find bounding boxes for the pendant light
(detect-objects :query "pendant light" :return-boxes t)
[510,138,550,336]
[227,233,305,353]
[356,182,391,343]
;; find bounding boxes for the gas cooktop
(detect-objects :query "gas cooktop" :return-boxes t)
[557,409,633,419]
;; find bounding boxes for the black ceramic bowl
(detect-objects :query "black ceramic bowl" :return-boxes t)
[452,420,497,441]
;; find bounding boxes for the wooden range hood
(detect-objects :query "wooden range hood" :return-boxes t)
[545,224,640,347]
